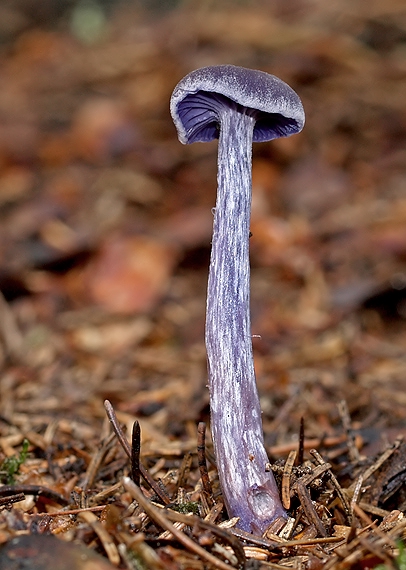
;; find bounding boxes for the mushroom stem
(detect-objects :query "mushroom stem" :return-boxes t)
[206,109,286,534]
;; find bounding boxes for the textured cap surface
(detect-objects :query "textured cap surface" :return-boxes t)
[170,64,305,144]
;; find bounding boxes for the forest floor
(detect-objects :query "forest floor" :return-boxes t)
[0,1,405,568]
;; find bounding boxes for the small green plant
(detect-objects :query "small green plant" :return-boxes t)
[0,439,29,484]
[170,501,200,515]
[375,541,406,570]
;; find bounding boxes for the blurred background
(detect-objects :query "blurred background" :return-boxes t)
[0,0,405,452]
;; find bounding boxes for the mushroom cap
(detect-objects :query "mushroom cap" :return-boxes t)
[170,64,305,144]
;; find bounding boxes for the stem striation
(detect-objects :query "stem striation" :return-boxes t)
[205,109,286,534]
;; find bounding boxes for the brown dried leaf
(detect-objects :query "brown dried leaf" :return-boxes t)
[85,235,178,314]
[0,534,116,570]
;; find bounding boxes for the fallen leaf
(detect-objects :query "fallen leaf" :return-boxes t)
[85,235,178,314]
[0,533,116,570]
[69,317,152,354]
[70,98,139,163]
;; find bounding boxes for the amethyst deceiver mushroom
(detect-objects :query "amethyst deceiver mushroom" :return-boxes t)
[170,65,305,534]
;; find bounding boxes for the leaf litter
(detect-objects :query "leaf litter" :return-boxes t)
[0,0,405,568]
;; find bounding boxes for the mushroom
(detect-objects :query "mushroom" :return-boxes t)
[170,65,305,534]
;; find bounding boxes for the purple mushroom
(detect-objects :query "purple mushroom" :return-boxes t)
[170,65,305,534]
